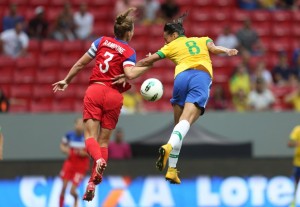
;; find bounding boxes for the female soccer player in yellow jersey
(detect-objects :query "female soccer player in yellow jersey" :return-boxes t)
[287,125,300,207]
[119,12,238,184]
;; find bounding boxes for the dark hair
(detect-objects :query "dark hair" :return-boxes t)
[114,7,136,39]
[164,12,188,35]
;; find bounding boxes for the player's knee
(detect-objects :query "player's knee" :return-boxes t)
[70,190,78,198]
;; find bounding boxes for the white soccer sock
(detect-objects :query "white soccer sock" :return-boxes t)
[168,120,190,168]
[168,141,182,168]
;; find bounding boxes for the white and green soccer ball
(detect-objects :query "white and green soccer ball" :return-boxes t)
[140,78,164,102]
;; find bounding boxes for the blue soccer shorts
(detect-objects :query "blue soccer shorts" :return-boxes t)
[170,69,212,115]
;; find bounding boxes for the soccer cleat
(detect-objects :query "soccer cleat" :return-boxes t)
[165,167,181,184]
[95,158,107,175]
[83,182,95,201]
[156,143,172,171]
[91,158,107,185]
[90,168,102,185]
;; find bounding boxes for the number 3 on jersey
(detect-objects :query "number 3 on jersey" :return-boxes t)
[99,51,114,73]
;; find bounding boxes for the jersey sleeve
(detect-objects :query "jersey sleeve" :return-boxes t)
[62,132,70,144]
[87,37,103,58]
[123,52,136,67]
[156,44,170,59]
[204,36,213,45]
[290,126,300,141]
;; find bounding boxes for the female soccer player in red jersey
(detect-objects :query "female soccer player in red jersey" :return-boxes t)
[53,7,151,201]
[59,118,89,207]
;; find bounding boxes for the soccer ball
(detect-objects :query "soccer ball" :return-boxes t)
[140,78,164,102]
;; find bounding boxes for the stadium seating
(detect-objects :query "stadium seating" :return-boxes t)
[0,0,299,113]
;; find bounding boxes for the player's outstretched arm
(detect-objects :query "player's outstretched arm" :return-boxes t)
[207,41,238,56]
[52,53,93,92]
[124,53,161,79]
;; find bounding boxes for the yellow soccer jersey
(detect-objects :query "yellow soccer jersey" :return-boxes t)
[156,36,213,78]
[290,125,300,167]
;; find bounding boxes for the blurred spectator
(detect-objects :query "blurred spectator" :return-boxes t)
[142,0,160,24]
[74,3,93,40]
[122,85,144,114]
[230,64,251,111]
[52,3,76,41]
[272,51,294,86]
[2,3,24,31]
[293,54,300,79]
[236,19,263,55]
[108,128,132,160]
[238,0,258,9]
[158,0,179,22]
[257,0,276,9]
[276,0,297,9]
[285,79,300,111]
[0,20,29,58]
[215,26,239,52]
[247,77,275,111]
[251,60,273,87]
[27,6,49,39]
[209,84,230,110]
[0,89,9,113]
[232,88,249,112]
[230,63,251,96]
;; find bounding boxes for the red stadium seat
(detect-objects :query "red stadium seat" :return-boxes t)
[40,40,62,59]
[134,25,149,37]
[158,100,172,112]
[9,99,30,113]
[272,10,292,22]
[28,0,49,7]
[10,84,33,98]
[211,56,230,69]
[36,55,58,83]
[193,0,212,7]
[74,98,83,112]
[45,7,61,22]
[211,9,231,22]
[130,36,149,52]
[54,84,76,99]
[143,101,160,112]
[27,39,40,58]
[271,23,292,37]
[215,0,235,7]
[292,11,300,22]
[73,83,88,99]
[32,84,54,98]
[190,22,210,37]
[93,21,113,37]
[149,24,164,37]
[250,10,271,22]
[190,9,212,22]
[231,9,250,22]
[0,56,15,83]
[14,57,37,83]
[62,40,84,58]
[0,0,9,5]
[30,97,52,112]
[89,0,111,6]
[52,98,74,112]
[270,38,292,53]
[90,6,113,21]
[8,0,28,5]
[252,22,271,37]
[292,23,300,37]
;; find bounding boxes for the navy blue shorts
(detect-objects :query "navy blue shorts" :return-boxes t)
[293,166,300,179]
[170,69,212,115]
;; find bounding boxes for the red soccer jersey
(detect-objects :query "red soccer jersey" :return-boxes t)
[87,36,136,93]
